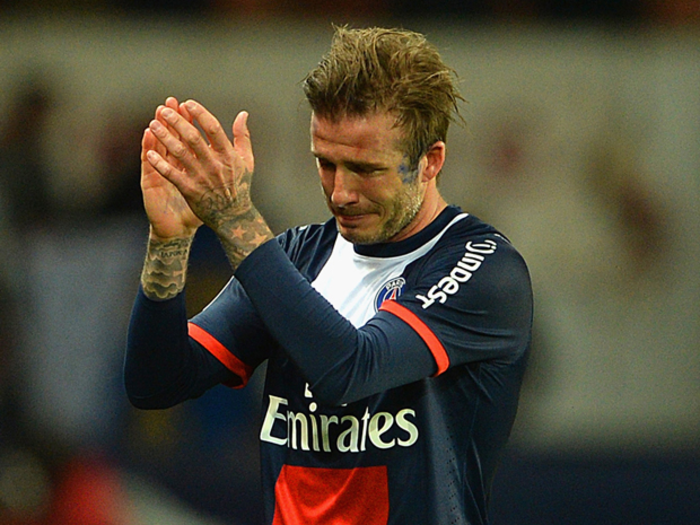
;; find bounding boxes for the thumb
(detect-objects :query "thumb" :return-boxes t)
[232,111,254,173]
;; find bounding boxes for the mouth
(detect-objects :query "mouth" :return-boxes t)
[335,213,367,227]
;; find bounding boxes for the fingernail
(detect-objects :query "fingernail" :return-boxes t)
[185,100,196,112]
[162,108,175,120]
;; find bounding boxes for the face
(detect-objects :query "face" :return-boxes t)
[311,111,429,245]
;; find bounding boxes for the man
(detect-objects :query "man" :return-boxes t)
[125,26,533,525]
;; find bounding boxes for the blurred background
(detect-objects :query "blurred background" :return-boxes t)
[0,1,699,524]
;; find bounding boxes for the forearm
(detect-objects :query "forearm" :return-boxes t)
[213,206,274,271]
[125,288,192,408]
[125,288,232,409]
[234,241,436,406]
[140,232,195,300]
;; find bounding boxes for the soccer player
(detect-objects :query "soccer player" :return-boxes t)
[125,26,533,525]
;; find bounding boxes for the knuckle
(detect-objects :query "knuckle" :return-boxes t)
[186,130,206,149]
[171,142,188,158]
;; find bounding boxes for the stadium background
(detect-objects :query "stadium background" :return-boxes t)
[0,2,698,523]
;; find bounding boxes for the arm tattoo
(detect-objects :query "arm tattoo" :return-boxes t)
[216,206,274,271]
[192,173,273,270]
[141,236,195,300]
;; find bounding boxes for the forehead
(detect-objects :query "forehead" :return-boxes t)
[310,111,405,161]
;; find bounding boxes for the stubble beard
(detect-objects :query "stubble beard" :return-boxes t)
[329,181,424,245]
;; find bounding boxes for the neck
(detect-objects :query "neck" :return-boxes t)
[393,188,447,243]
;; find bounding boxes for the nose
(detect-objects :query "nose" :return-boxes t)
[329,168,359,208]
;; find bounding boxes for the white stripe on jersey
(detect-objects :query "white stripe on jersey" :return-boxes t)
[311,213,469,327]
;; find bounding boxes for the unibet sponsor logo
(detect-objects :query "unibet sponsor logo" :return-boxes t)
[260,395,419,453]
[416,239,497,309]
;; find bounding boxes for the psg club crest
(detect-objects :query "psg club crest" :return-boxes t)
[374,277,406,311]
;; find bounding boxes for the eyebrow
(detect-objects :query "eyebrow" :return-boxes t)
[313,152,386,173]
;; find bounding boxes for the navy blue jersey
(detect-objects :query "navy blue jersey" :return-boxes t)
[126,205,532,525]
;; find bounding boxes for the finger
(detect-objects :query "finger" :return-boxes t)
[149,117,197,173]
[165,98,183,131]
[156,103,182,142]
[142,127,167,163]
[159,106,214,166]
[145,147,183,185]
[141,128,153,168]
[232,111,254,173]
[183,99,232,156]
[165,96,180,110]
[141,128,154,156]
[178,101,194,123]
[154,104,167,122]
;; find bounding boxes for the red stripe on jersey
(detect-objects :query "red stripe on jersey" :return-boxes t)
[272,465,389,525]
[379,300,450,376]
[188,322,252,388]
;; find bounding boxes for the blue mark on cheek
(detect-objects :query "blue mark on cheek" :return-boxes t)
[399,160,419,185]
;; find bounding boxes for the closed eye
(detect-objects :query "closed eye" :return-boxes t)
[345,162,386,176]
[314,155,386,177]
[316,158,336,171]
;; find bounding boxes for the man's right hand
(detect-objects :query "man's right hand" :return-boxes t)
[140,97,203,242]
[139,97,203,300]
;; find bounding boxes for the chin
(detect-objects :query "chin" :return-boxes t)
[337,225,395,245]
[338,229,369,244]
[337,225,375,245]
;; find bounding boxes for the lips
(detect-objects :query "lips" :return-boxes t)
[332,206,368,219]
[336,213,366,226]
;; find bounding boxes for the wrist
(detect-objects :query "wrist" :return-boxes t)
[216,206,274,271]
[148,225,197,245]
[141,235,195,301]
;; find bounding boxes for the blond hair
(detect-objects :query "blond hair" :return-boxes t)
[303,26,464,169]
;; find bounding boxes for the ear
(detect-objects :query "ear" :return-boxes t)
[421,141,446,183]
